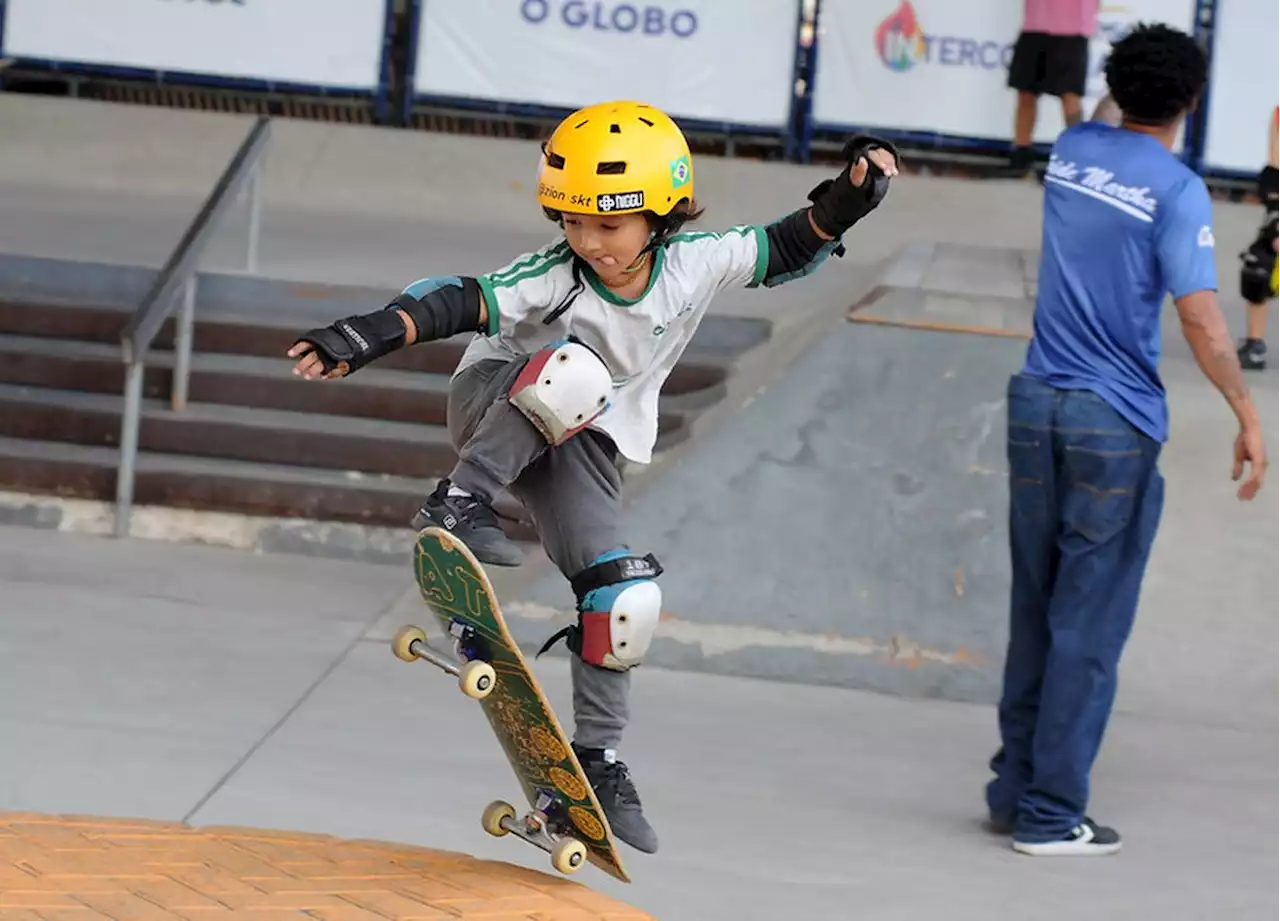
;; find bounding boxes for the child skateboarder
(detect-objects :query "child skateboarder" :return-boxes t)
[287,100,900,855]
[1236,105,1278,370]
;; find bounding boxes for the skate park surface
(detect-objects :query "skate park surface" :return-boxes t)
[0,95,1275,920]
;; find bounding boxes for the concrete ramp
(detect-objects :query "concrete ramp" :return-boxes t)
[498,243,1039,704]
[621,319,1022,702]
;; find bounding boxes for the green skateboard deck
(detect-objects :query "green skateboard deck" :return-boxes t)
[391,526,630,883]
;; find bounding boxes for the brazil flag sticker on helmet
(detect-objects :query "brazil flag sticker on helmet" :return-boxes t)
[537,100,694,217]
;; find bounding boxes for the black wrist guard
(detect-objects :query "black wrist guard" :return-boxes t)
[389,275,484,342]
[1260,165,1278,216]
[292,308,406,375]
[806,134,901,239]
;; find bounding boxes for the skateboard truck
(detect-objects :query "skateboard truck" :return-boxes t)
[480,792,589,875]
[391,624,496,700]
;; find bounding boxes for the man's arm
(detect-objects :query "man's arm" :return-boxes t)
[1173,290,1259,427]
[1155,175,1267,495]
[1157,176,1241,415]
[1175,289,1267,497]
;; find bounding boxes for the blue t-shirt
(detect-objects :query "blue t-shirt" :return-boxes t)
[1022,121,1218,442]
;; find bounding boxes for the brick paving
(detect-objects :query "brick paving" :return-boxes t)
[0,814,654,920]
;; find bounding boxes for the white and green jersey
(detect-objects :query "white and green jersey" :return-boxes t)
[458,227,769,465]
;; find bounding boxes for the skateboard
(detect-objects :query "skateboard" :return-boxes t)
[391,526,630,883]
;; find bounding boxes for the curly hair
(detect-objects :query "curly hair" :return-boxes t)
[1104,22,1207,127]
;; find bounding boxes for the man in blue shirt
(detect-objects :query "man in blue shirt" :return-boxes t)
[984,23,1268,856]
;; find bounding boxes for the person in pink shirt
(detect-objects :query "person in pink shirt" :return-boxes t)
[1003,0,1100,176]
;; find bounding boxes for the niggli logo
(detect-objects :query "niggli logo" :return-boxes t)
[875,1,1014,72]
[597,190,644,212]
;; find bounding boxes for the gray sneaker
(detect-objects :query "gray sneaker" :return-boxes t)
[573,745,659,854]
[411,480,523,567]
[1238,338,1267,371]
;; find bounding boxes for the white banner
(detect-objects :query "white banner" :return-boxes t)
[1202,0,1279,173]
[1,0,388,90]
[813,0,1196,147]
[413,0,799,128]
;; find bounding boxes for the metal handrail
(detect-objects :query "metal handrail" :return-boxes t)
[113,115,272,537]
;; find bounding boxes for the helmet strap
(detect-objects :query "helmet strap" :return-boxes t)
[623,234,658,273]
[600,249,652,290]
[638,217,678,257]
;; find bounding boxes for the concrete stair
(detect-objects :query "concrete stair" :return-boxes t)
[0,293,766,537]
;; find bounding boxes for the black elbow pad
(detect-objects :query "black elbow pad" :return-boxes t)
[391,275,485,341]
[1259,165,1278,214]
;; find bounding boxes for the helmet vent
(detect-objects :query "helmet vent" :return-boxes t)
[545,151,566,169]
[596,161,627,175]
[638,117,655,127]
[610,123,621,134]
[574,119,589,129]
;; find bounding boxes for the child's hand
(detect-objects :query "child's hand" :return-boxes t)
[850,147,900,186]
[287,341,350,380]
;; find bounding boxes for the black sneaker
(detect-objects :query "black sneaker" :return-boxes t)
[1012,817,1122,856]
[573,745,659,854]
[987,145,1035,180]
[1238,338,1267,371]
[411,479,523,567]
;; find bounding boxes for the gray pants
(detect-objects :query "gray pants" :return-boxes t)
[446,356,631,752]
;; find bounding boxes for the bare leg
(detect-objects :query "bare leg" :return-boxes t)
[1246,299,1269,341]
[1015,92,1038,147]
[1061,93,1083,128]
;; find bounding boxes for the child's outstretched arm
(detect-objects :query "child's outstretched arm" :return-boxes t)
[289,240,571,380]
[287,275,488,380]
[757,136,900,288]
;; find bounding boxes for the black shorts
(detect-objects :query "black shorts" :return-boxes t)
[1007,31,1089,97]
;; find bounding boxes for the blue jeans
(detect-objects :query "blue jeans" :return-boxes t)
[986,373,1165,842]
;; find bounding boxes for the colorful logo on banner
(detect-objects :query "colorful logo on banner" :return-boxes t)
[874,1,1014,73]
[875,1,926,71]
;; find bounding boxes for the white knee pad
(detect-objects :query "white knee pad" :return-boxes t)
[579,580,662,671]
[508,338,612,445]
[534,551,664,671]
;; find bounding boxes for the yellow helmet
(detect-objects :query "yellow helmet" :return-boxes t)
[536,100,694,218]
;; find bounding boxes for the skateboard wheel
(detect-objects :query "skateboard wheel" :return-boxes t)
[480,800,516,837]
[550,837,587,875]
[459,660,496,699]
[391,625,427,663]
